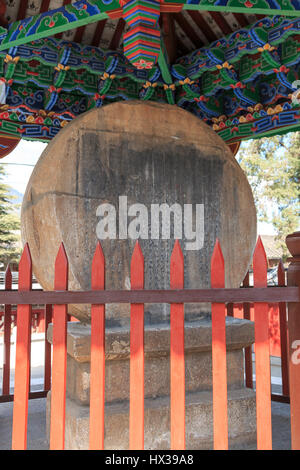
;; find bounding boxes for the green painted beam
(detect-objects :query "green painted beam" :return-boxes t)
[158,48,173,84]
[183,4,300,16]
[165,0,300,17]
[0,1,117,52]
[0,0,297,54]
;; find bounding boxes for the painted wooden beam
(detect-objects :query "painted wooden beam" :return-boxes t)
[0,0,121,52]
[166,0,300,17]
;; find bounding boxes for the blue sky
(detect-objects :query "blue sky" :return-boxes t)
[1,140,275,235]
[1,140,46,194]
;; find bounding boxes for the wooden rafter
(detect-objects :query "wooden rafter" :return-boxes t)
[74,25,87,43]
[0,0,297,53]
[109,18,126,50]
[40,0,52,13]
[186,10,218,44]
[0,1,115,52]
[174,12,204,49]
[16,1,28,21]
[91,19,107,47]
[208,12,232,36]
[232,12,249,28]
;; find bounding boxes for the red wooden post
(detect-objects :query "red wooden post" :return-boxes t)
[44,304,52,392]
[12,244,32,450]
[3,265,12,396]
[211,239,228,450]
[50,243,68,450]
[286,232,300,449]
[277,261,289,397]
[253,236,272,450]
[89,242,105,450]
[129,241,144,450]
[226,303,233,317]
[170,240,185,450]
[243,272,253,389]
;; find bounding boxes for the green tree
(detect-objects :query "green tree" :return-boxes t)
[237,131,300,257]
[0,164,21,266]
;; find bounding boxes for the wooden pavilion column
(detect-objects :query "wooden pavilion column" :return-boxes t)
[286,231,300,449]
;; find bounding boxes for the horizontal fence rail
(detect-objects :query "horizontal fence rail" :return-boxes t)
[0,287,298,304]
[0,235,299,451]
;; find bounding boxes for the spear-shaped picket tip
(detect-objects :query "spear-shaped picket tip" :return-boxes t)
[18,243,32,291]
[253,236,268,287]
[211,238,225,288]
[19,243,32,266]
[92,241,105,290]
[131,241,144,289]
[5,264,12,289]
[54,242,68,290]
[253,235,267,262]
[170,240,184,288]
[277,259,285,286]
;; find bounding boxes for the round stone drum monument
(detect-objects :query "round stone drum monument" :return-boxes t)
[21,101,257,449]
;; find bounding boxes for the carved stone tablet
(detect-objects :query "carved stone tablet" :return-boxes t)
[21,101,257,324]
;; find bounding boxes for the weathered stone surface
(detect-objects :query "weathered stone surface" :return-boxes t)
[48,318,254,406]
[21,101,256,324]
[46,320,256,449]
[47,317,255,362]
[47,389,256,450]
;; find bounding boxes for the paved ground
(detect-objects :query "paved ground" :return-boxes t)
[0,395,291,450]
[0,350,292,450]
[0,397,48,450]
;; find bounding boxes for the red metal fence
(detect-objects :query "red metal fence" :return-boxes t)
[0,235,299,450]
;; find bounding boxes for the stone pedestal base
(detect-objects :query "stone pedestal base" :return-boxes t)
[47,318,257,449]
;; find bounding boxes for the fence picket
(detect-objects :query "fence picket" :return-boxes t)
[253,236,272,450]
[89,242,105,450]
[211,239,228,450]
[226,303,233,317]
[44,304,52,392]
[12,244,32,450]
[50,243,68,450]
[243,272,253,389]
[129,241,144,450]
[170,240,185,450]
[278,261,289,397]
[2,235,299,450]
[3,265,12,396]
